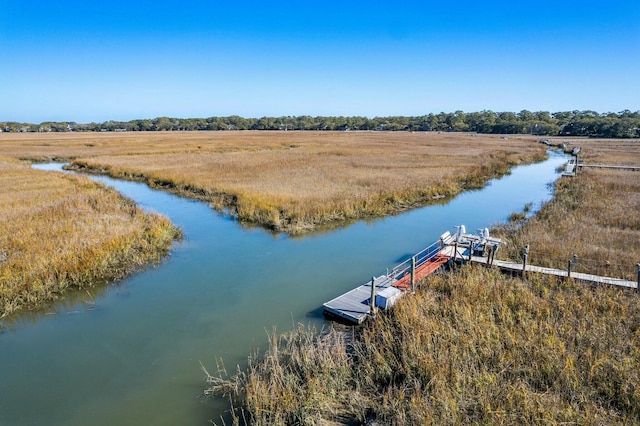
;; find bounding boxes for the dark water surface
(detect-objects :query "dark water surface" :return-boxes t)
[0,151,567,425]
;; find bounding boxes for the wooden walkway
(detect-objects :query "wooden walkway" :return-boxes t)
[490,258,637,288]
[581,164,640,171]
[562,160,640,176]
[442,245,639,289]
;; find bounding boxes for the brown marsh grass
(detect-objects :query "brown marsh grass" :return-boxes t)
[206,267,640,425]
[0,157,181,317]
[205,137,640,425]
[0,131,546,234]
[495,137,640,280]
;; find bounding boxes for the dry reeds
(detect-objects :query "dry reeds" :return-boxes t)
[495,138,640,280]
[0,131,546,234]
[205,137,640,425]
[206,267,640,425]
[0,158,181,317]
[204,324,356,425]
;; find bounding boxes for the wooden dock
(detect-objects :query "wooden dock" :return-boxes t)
[323,226,639,325]
[323,239,450,324]
[493,259,638,288]
[442,245,639,289]
[580,164,640,171]
[562,158,640,176]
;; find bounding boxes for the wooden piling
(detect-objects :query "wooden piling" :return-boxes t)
[568,254,578,279]
[369,276,376,318]
[453,241,458,265]
[522,245,529,277]
[636,264,640,293]
[410,256,416,293]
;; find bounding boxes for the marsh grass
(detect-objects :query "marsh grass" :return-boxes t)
[0,131,546,234]
[207,267,640,425]
[495,138,640,280]
[205,137,640,425]
[0,158,181,317]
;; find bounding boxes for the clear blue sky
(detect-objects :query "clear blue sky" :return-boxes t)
[1,1,639,123]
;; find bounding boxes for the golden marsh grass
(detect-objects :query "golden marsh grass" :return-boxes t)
[207,268,640,425]
[0,158,181,317]
[205,137,640,424]
[496,137,640,280]
[0,131,546,234]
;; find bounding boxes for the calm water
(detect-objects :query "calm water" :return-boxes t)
[1,151,567,425]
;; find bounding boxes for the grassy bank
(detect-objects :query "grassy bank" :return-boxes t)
[0,131,546,235]
[207,268,640,425]
[495,137,640,281]
[0,158,182,317]
[205,138,640,424]
[66,133,545,235]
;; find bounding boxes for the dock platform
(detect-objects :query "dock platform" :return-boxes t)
[323,239,451,324]
[323,275,394,324]
[323,225,639,325]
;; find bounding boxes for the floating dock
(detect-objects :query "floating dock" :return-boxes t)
[323,226,639,325]
[323,234,459,324]
[322,275,396,325]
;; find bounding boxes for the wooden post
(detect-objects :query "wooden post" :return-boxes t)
[486,245,492,267]
[369,276,376,318]
[636,264,640,293]
[453,241,458,264]
[568,254,577,279]
[522,245,529,277]
[411,256,416,293]
[468,241,473,262]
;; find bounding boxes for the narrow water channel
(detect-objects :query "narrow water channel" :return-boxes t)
[1,151,568,425]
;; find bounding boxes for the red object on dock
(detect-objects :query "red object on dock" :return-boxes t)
[393,254,450,291]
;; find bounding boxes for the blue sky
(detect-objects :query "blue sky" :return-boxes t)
[1,1,639,123]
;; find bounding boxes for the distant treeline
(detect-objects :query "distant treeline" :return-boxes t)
[3,110,640,138]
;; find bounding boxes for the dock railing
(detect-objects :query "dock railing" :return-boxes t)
[388,240,442,282]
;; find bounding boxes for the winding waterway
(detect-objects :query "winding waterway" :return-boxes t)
[1,151,568,425]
